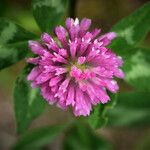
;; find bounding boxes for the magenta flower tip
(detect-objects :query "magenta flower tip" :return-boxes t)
[27,18,124,117]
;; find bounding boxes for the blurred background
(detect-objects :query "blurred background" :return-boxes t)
[0,0,150,150]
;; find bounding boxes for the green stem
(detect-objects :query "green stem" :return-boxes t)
[68,0,78,18]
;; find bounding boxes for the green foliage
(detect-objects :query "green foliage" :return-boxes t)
[109,2,150,91]
[13,65,46,134]
[12,125,66,150]
[0,18,37,70]
[110,2,150,53]
[63,123,112,150]
[13,122,112,150]
[32,0,68,33]
[107,91,150,127]
[123,47,150,91]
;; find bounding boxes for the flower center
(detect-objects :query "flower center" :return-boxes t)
[65,57,93,81]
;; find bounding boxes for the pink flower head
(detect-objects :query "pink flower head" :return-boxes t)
[27,18,124,116]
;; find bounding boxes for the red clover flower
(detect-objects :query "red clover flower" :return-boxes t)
[27,18,124,116]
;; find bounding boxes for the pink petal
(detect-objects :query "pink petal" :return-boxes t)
[55,26,67,48]
[41,33,59,52]
[28,40,44,55]
[27,67,41,81]
[66,84,75,106]
[79,18,91,37]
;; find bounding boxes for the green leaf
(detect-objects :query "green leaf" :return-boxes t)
[110,2,150,54]
[87,93,118,129]
[107,91,150,127]
[123,47,150,91]
[0,18,37,70]
[32,0,68,33]
[12,125,66,150]
[13,65,46,134]
[109,2,150,91]
[63,123,112,150]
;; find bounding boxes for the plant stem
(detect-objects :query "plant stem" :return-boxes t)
[69,0,78,19]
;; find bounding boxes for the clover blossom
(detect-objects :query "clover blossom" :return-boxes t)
[27,18,124,116]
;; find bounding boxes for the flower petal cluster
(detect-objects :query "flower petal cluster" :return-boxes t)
[27,18,124,116]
